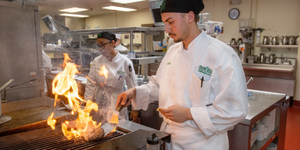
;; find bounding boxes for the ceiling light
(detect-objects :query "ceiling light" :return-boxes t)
[110,0,145,4]
[59,7,88,13]
[60,14,89,18]
[102,6,137,12]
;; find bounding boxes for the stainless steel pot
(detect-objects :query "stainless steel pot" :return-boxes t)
[296,36,299,45]
[260,53,265,63]
[269,54,276,64]
[282,36,289,45]
[288,36,295,45]
[262,36,269,45]
[272,36,278,45]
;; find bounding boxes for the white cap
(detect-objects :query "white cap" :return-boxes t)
[115,34,121,39]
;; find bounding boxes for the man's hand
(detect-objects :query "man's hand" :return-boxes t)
[159,105,193,123]
[116,87,136,110]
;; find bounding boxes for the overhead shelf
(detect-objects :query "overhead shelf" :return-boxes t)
[256,44,298,49]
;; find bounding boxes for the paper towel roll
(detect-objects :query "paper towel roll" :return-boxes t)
[257,122,265,141]
[262,115,271,135]
[266,143,277,150]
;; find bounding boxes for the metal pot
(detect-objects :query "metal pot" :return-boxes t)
[282,36,289,45]
[268,36,273,45]
[260,53,265,63]
[269,54,276,64]
[272,36,278,45]
[296,36,299,45]
[262,36,269,45]
[288,36,295,45]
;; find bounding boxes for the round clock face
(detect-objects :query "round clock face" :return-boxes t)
[229,8,240,20]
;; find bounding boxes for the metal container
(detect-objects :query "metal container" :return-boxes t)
[230,38,237,45]
[262,36,269,45]
[288,36,295,45]
[282,36,289,45]
[269,54,276,64]
[272,36,278,45]
[260,53,265,63]
[296,36,299,45]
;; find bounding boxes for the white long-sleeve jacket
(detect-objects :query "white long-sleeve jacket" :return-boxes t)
[85,52,137,120]
[132,31,248,149]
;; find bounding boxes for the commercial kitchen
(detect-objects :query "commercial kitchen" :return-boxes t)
[0,0,299,149]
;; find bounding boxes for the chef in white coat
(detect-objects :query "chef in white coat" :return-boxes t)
[85,31,137,121]
[116,0,248,149]
[114,34,128,51]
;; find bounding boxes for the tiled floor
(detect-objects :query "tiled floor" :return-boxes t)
[284,106,300,150]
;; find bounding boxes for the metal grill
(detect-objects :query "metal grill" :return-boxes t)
[0,125,123,150]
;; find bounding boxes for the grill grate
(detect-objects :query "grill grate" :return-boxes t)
[0,125,123,150]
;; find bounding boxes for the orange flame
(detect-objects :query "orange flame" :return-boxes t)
[111,127,117,132]
[47,53,104,141]
[98,66,108,86]
[47,112,56,130]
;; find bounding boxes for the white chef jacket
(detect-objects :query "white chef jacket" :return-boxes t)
[115,44,128,51]
[132,31,248,150]
[85,52,137,120]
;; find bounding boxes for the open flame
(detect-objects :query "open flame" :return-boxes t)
[47,53,113,141]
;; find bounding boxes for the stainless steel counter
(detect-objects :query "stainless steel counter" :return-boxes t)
[242,89,286,125]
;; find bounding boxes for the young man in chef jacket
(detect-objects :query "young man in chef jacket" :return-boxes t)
[116,0,248,149]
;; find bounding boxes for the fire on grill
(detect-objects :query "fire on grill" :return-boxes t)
[46,53,112,141]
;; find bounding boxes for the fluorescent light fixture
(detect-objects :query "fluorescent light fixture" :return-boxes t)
[110,0,145,4]
[102,6,137,12]
[60,13,89,18]
[59,7,88,13]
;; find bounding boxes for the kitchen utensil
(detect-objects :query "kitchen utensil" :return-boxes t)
[295,36,299,45]
[282,36,289,45]
[288,36,295,45]
[260,53,265,63]
[265,57,270,64]
[262,36,269,45]
[277,36,282,45]
[253,55,258,63]
[230,38,237,45]
[268,36,273,45]
[238,38,243,44]
[272,36,278,45]
[269,54,276,64]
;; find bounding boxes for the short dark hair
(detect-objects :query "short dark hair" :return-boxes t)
[181,12,199,24]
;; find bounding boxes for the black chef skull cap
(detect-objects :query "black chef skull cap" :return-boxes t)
[160,0,204,15]
[97,31,117,42]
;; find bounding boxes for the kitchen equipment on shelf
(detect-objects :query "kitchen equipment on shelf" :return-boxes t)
[260,53,265,63]
[296,36,299,45]
[230,38,237,45]
[269,54,276,64]
[253,55,258,63]
[238,38,243,44]
[271,36,279,45]
[282,36,289,45]
[268,36,273,45]
[262,36,269,45]
[288,36,295,45]
[265,57,270,64]
[247,55,254,64]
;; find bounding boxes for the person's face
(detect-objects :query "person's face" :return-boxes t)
[161,13,189,43]
[97,38,115,60]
